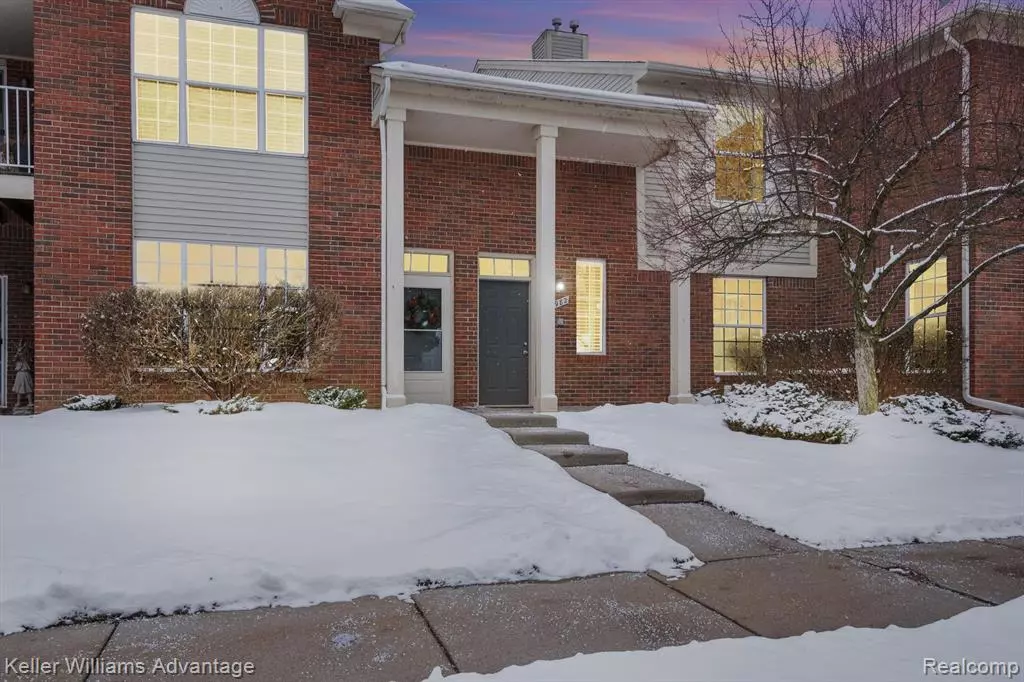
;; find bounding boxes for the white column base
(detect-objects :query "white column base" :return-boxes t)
[384,393,407,408]
[535,395,559,413]
[668,394,696,405]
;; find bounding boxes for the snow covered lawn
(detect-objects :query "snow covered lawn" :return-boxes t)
[0,404,694,634]
[422,599,1024,682]
[559,402,1024,548]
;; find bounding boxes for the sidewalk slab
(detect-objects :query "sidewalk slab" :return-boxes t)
[567,465,704,504]
[480,413,558,429]
[634,503,812,562]
[842,540,1024,604]
[91,598,452,682]
[414,573,748,675]
[0,623,114,682]
[524,443,629,467]
[501,427,589,446]
[663,551,981,638]
[984,536,1024,551]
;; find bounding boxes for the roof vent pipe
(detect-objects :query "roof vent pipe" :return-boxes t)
[551,17,562,31]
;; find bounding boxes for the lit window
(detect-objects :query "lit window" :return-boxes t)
[907,258,948,360]
[713,277,764,373]
[576,259,606,354]
[715,107,765,202]
[267,248,308,288]
[404,251,450,274]
[478,257,530,278]
[187,86,258,151]
[136,240,307,289]
[132,10,307,154]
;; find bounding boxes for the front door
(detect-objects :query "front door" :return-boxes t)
[479,280,529,406]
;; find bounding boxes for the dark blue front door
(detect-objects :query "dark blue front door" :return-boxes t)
[479,280,529,406]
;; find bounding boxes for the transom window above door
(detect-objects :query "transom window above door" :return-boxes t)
[404,251,450,274]
[132,10,307,154]
[479,257,531,279]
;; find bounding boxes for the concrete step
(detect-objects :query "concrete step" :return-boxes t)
[524,444,629,467]
[482,412,558,429]
[501,427,590,446]
[567,465,705,505]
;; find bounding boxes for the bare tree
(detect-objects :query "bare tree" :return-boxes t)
[645,0,1024,414]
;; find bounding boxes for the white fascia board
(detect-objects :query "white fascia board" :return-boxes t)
[373,62,714,116]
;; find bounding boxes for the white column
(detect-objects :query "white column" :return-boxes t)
[669,278,696,404]
[384,109,407,408]
[534,125,558,412]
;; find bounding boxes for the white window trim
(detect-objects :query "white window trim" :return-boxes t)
[131,6,308,156]
[575,258,607,356]
[132,240,308,289]
[712,276,766,376]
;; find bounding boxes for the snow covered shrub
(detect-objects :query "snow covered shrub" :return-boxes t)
[63,394,123,411]
[695,387,725,404]
[198,395,264,415]
[723,381,856,444]
[881,395,1024,449]
[306,386,367,410]
[82,286,340,401]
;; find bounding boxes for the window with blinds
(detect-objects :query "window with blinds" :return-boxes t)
[712,277,765,373]
[135,240,308,289]
[576,259,606,355]
[907,257,948,362]
[715,106,765,202]
[132,10,307,154]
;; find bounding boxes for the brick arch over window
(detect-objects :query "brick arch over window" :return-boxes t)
[184,0,261,23]
[137,1,309,28]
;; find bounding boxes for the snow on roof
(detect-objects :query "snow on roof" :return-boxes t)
[334,0,413,19]
[375,61,714,114]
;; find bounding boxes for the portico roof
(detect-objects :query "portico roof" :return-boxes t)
[371,61,713,166]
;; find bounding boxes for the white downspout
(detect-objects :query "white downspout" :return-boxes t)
[944,28,1024,416]
[378,77,392,408]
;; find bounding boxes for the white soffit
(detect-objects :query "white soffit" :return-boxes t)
[333,0,415,44]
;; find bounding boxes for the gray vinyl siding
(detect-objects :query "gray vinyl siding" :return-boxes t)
[476,68,634,93]
[549,34,586,60]
[747,239,814,266]
[643,162,814,268]
[133,144,308,249]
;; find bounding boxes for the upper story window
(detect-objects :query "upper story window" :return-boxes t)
[715,106,765,202]
[132,10,307,155]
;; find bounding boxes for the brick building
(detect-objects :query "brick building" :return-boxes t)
[0,0,1021,413]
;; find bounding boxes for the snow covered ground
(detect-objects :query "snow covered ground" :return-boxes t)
[559,402,1024,548]
[422,599,1024,682]
[0,404,694,634]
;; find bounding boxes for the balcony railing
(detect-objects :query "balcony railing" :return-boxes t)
[1,85,33,173]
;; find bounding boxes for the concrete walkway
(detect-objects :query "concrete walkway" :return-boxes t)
[2,503,1021,681]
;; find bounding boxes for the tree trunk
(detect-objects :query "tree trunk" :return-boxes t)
[854,328,879,415]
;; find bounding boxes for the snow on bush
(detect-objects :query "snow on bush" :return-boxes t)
[306,386,367,410]
[197,395,264,416]
[63,394,123,411]
[723,382,856,444]
[881,394,1024,449]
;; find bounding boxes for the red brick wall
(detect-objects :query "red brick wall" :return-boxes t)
[3,59,33,86]
[690,273,816,392]
[32,0,382,409]
[404,146,669,407]
[964,40,1024,406]
[1,215,33,408]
